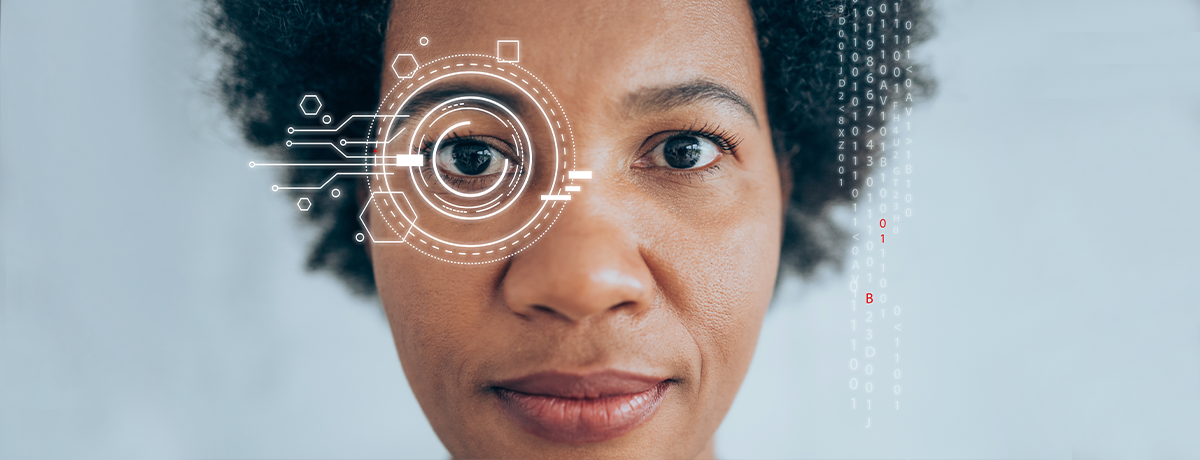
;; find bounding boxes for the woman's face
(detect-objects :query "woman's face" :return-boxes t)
[369,0,782,457]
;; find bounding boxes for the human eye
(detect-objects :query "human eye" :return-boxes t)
[421,134,521,191]
[432,137,509,177]
[633,126,741,173]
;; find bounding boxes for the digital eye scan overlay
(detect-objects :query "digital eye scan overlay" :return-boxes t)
[255,42,587,265]
[2,0,1200,458]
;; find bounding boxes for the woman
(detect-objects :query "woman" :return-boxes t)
[210,0,932,457]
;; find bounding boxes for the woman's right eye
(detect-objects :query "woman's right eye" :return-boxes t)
[434,140,507,177]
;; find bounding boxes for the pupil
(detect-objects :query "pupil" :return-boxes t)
[452,141,492,175]
[663,136,702,169]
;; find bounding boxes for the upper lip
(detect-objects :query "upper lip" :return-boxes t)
[492,370,668,399]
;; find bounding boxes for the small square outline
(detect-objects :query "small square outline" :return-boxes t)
[497,40,520,63]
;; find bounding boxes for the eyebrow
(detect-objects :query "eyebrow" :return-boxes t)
[623,80,759,126]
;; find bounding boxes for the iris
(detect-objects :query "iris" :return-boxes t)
[662,136,702,169]
[452,141,493,175]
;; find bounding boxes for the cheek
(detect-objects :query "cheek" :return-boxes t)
[638,165,783,389]
[371,245,503,399]
[656,213,778,352]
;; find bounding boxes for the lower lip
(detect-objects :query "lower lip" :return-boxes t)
[493,381,670,444]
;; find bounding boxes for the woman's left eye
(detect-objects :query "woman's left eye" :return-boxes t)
[644,135,724,170]
[435,140,507,176]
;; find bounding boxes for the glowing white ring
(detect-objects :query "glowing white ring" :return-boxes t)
[372,63,567,252]
[430,105,510,129]
[393,93,539,223]
[434,192,503,210]
[424,106,524,204]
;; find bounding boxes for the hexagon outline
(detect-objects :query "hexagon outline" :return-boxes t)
[391,54,419,80]
[299,95,322,116]
[358,191,418,243]
[297,197,312,212]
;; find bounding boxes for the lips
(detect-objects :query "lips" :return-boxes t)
[491,370,671,444]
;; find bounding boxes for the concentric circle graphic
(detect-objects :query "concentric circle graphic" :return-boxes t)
[359,54,578,264]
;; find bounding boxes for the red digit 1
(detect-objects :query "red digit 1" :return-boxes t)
[881,234,885,243]
[866,293,874,304]
[879,218,887,228]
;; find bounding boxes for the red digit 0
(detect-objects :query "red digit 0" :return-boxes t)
[879,218,887,228]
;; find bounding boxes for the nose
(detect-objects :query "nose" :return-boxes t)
[502,195,654,322]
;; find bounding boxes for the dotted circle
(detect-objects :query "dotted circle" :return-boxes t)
[362,54,577,265]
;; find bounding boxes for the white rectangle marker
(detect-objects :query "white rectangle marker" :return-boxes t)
[565,186,581,192]
[540,195,571,201]
[395,154,424,166]
[568,170,592,179]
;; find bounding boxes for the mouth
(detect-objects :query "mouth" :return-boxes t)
[490,370,672,444]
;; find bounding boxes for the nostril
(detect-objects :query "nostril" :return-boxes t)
[611,301,638,312]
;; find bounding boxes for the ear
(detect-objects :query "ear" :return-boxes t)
[773,132,795,221]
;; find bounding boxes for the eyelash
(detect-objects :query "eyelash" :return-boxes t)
[417,132,489,157]
[422,167,491,189]
[682,122,743,153]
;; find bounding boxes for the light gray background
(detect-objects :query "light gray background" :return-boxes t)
[2,0,1198,458]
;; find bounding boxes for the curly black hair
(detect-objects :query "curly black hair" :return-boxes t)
[207,0,934,296]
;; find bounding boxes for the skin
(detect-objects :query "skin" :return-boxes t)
[368,0,784,457]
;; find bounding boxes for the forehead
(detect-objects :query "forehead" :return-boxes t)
[384,0,763,116]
